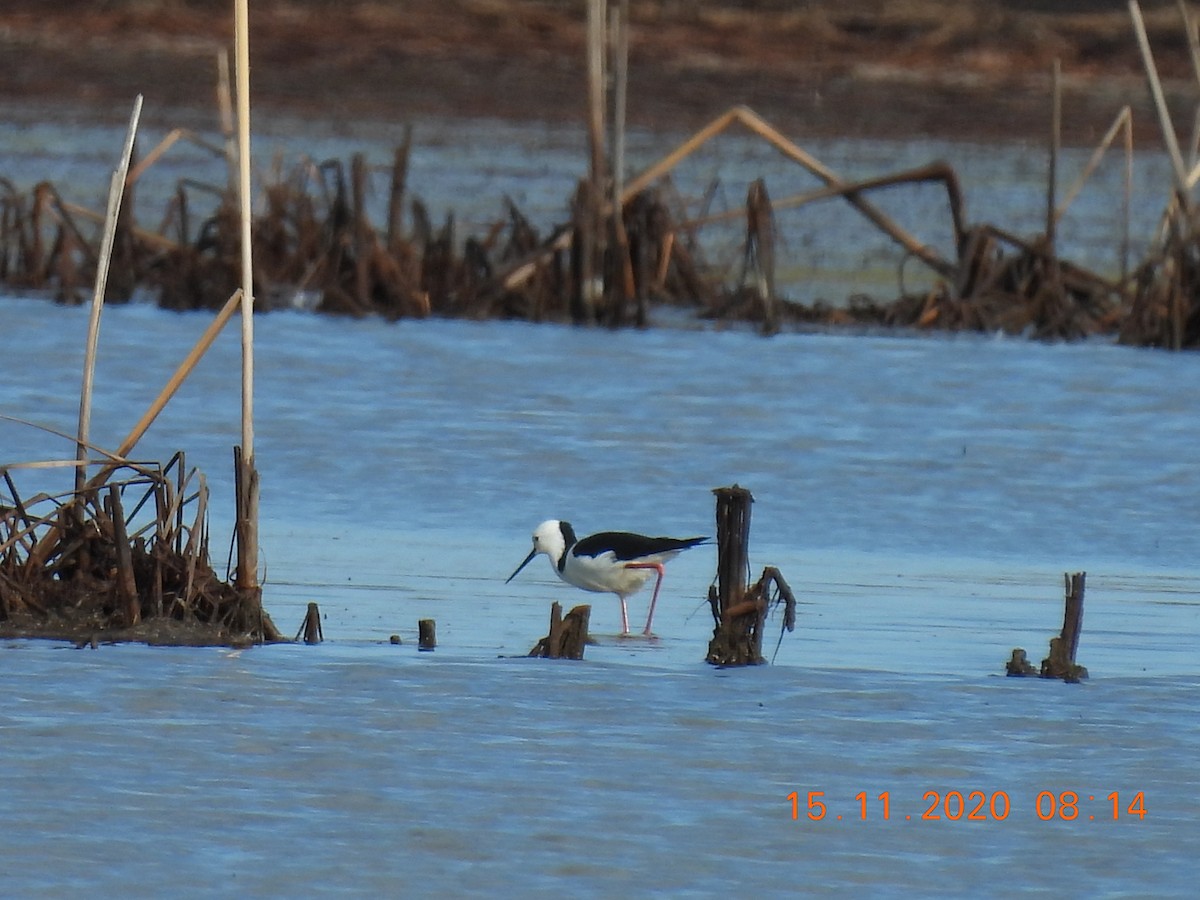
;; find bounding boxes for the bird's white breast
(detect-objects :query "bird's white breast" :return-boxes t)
[558,549,674,597]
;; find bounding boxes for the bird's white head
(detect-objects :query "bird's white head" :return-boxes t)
[506,519,575,583]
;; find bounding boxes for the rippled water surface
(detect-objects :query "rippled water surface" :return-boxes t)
[2,292,1197,896]
[1,111,1198,894]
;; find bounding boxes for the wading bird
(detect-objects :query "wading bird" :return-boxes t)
[506,519,707,636]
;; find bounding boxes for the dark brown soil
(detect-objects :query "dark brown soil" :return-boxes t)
[2,0,1198,144]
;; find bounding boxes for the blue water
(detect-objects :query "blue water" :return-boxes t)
[2,105,1198,894]
[2,644,1192,897]
[2,293,1197,896]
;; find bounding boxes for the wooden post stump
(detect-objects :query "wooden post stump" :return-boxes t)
[1004,648,1037,676]
[705,485,760,665]
[744,178,778,335]
[1041,571,1087,682]
[1006,571,1087,682]
[294,602,322,644]
[418,618,437,651]
[529,602,591,659]
[705,486,796,666]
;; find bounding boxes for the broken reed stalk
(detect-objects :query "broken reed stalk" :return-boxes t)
[106,485,140,626]
[1046,59,1061,293]
[502,104,957,294]
[608,0,638,324]
[528,602,591,659]
[232,444,262,631]
[115,290,243,462]
[72,289,243,503]
[1130,0,1192,211]
[683,162,966,242]
[622,106,958,279]
[576,0,607,322]
[610,0,628,217]
[14,286,242,598]
[126,128,226,189]
[1054,107,1134,285]
[76,94,144,497]
[216,49,238,195]
[744,178,778,334]
[1180,0,1200,95]
[234,0,261,605]
[586,0,607,199]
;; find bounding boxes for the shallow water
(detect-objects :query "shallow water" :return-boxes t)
[2,644,1193,897]
[3,105,1199,895]
[2,288,1198,894]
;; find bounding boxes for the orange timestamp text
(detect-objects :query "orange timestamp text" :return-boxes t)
[788,790,1147,822]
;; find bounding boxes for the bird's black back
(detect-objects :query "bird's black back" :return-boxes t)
[573,531,708,561]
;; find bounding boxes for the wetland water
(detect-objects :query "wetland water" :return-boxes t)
[1,112,1197,894]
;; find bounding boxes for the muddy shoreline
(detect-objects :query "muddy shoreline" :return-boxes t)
[2,1,1196,145]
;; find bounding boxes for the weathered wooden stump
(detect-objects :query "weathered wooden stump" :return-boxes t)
[1006,571,1087,682]
[1004,648,1037,676]
[418,618,437,651]
[705,485,796,666]
[529,602,591,659]
[1041,571,1087,682]
[744,178,778,336]
[294,602,322,644]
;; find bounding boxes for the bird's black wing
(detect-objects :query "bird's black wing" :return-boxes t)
[573,531,708,561]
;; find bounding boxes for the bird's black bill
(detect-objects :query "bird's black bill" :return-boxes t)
[506,547,538,584]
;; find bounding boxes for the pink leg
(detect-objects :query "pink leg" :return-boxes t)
[626,562,666,636]
[618,595,630,635]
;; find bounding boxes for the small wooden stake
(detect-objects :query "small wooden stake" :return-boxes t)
[744,179,778,335]
[1005,648,1037,676]
[294,602,322,644]
[1042,571,1087,682]
[529,602,591,659]
[1007,571,1087,682]
[418,618,437,651]
[706,485,758,666]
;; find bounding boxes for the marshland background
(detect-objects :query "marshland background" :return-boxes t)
[3,1,1200,896]
[5,0,1200,143]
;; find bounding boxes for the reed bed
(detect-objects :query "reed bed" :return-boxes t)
[0,134,1129,339]
[1,0,276,647]
[0,452,282,646]
[4,4,1200,346]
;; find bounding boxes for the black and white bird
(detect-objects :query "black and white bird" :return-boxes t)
[506,519,708,636]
